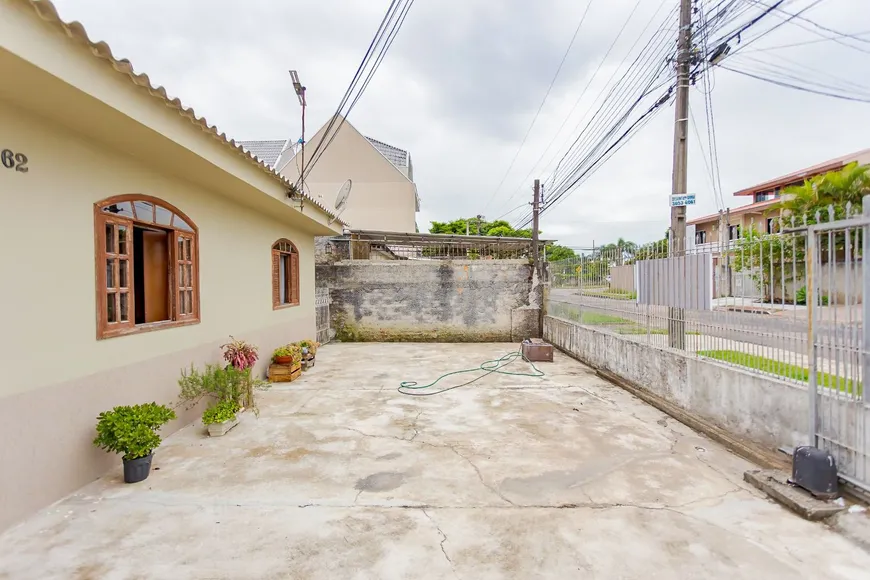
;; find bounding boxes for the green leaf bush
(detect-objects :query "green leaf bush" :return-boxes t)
[93,403,176,460]
[178,363,270,415]
[272,343,302,364]
[202,400,240,425]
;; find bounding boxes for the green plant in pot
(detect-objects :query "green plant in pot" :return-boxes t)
[298,339,320,356]
[202,400,242,436]
[93,403,176,483]
[273,343,302,365]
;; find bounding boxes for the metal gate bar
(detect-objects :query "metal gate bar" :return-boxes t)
[808,197,870,492]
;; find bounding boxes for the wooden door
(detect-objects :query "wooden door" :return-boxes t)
[142,230,169,322]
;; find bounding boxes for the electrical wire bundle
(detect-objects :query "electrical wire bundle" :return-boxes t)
[293,0,416,191]
[697,0,870,103]
[510,2,683,229]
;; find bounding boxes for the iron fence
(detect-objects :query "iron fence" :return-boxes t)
[324,231,549,261]
[547,203,864,390]
[546,199,869,491]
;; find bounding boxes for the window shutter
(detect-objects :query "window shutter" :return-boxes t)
[272,249,281,308]
[290,252,299,305]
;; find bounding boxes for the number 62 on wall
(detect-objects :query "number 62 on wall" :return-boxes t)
[1,149,28,173]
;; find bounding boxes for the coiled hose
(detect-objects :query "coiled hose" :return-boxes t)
[398,350,545,396]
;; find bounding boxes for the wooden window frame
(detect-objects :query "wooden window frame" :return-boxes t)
[94,194,200,339]
[272,239,300,310]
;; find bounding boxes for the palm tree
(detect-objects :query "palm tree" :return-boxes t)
[779,163,870,221]
[819,162,870,208]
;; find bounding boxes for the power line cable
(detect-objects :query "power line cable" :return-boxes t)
[739,29,870,52]
[719,64,870,102]
[294,0,416,185]
[482,0,599,212]
[492,0,662,216]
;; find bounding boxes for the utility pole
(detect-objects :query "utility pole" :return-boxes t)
[290,70,307,194]
[668,0,692,349]
[532,179,543,336]
[532,179,541,277]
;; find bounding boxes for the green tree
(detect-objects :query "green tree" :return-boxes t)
[429,218,533,238]
[779,162,870,220]
[545,244,576,262]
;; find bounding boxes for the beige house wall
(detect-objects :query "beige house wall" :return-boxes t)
[0,98,321,530]
[0,0,344,529]
[281,120,418,233]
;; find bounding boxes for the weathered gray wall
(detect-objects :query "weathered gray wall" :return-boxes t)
[544,315,807,450]
[318,260,540,342]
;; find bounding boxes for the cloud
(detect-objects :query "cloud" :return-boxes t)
[51,0,870,246]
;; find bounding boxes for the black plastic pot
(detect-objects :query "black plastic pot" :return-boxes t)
[122,453,153,484]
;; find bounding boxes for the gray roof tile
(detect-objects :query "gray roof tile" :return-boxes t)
[238,139,289,168]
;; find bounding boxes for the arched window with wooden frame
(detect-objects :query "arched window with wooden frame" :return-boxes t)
[272,239,299,309]
[94,195,199,339]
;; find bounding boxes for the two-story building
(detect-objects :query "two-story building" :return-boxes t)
[688,147,870,298]
[241,117,421,233]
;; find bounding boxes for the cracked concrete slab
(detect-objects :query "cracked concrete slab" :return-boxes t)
[0,342,868,579]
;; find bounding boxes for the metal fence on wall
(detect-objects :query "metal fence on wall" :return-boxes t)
[546,200,869,491]
[323,230,551,261]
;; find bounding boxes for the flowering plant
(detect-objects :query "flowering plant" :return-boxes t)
[221,336,259,370]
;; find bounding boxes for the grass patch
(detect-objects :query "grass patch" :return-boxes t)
[579,312,634,325]
[582,289,637,301]
[617,327,700,336]
[698,350,861,395]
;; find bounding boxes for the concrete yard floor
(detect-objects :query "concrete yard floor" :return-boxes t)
[2,343,869,579]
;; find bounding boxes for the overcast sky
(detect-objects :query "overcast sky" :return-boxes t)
[52,0,870,247]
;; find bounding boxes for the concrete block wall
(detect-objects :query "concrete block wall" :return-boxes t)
[318,260,540,342]
[544,315,808,451]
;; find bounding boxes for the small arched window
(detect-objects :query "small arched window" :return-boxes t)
[272,239,299,309]
[94,195,199,339]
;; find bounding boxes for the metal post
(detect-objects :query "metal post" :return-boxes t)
[863,196,870,402]
[532,179,541,277]
[668,0,692,349]
[532,179,542,336]
[808,230,817,446]
[300,89,306,193]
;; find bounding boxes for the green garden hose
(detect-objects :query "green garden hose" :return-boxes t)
[398,350,546,396]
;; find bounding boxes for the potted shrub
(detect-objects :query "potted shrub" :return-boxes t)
[177,363,269,423]
[221,336,259,370]
[272,345,295,365]
[93,403,176,483]
[203,400,241,437]
[298,339,320,356]
[298,339,320,371]
[272,343,301,365]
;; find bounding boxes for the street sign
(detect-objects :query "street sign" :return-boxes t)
[670,194,696,207]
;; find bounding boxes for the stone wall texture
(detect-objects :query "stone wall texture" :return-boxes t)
[317,260,541,342]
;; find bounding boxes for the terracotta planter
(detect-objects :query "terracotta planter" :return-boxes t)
[274,355,294,364]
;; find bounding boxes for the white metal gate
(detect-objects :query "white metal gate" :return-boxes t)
[808,203,870,492]
[315,287,331,345]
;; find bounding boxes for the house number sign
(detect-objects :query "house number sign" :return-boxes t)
[1,149,28,173]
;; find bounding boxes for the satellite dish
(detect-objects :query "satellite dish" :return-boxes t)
[329,179,352,225]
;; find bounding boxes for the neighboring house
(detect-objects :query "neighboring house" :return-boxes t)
[240,116,420,233]
[689,147,870,247]
[0,0,342,531]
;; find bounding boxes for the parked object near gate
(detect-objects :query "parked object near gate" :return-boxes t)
[791,446,839,499]
[522,338,553,362]
[92,403,176,483]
